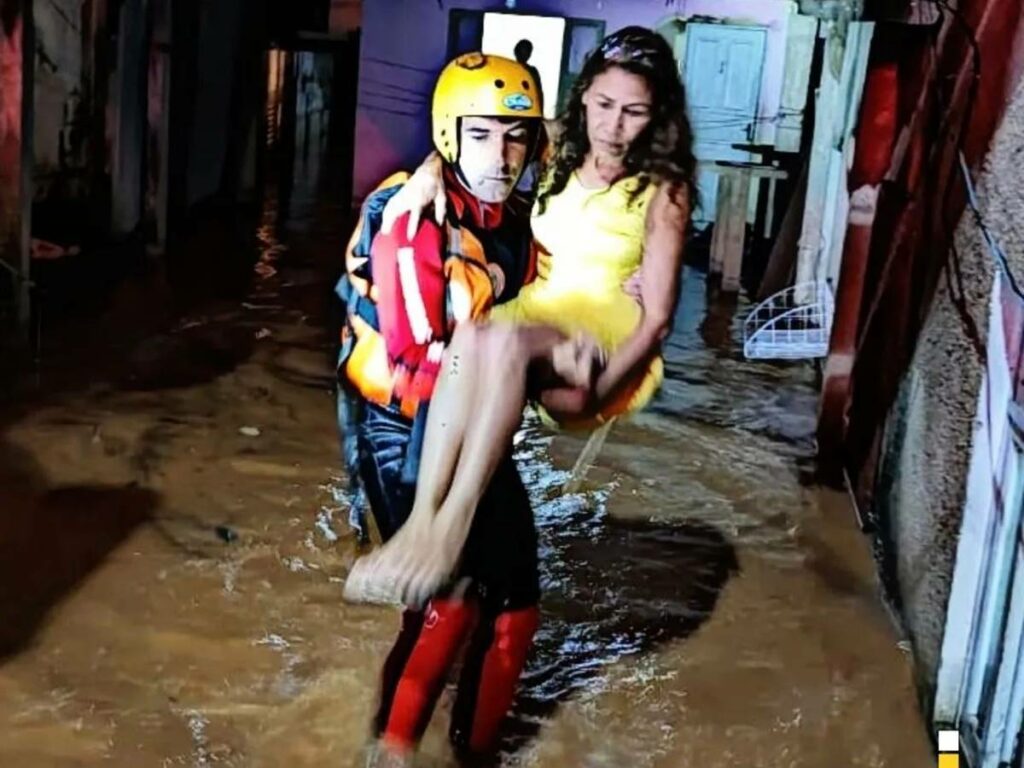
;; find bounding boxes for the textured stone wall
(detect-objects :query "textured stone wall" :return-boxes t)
[875,76,1024,705]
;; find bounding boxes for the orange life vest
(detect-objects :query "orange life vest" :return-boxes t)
[336,171,534,419]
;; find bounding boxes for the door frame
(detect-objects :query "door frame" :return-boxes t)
[935,271,1024,768]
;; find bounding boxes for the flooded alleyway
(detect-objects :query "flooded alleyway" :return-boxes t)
[1,142,935,766]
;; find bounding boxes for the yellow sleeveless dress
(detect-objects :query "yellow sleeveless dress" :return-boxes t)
[490,171,664,426]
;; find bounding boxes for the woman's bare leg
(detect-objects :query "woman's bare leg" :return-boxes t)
[406,324,484,520]
[409,323,569,523]
[346,323,574,605]
[344,325,487,604]
[394,324,590,605]
[374,325,496,591]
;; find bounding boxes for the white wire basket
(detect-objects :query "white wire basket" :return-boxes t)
[743,280,835,360]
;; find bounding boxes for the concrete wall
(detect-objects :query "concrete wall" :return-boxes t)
[110,0,147,234]
[874,77,1024,704]
[353,0,798,202]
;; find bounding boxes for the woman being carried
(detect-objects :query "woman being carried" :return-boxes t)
[346,27,696,607]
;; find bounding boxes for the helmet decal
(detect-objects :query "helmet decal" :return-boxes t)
[503,93,534,111]
[457,52,486,70]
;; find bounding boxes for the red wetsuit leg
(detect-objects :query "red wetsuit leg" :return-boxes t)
[379,598,479,751]
[449,605,540,755]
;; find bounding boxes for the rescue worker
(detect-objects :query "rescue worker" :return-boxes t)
[335,52,548,764]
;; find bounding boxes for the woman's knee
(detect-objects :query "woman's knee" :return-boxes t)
[453,323,515,361]
[444,324,487,378]
[448,323,548,375]
[448,322,483,354]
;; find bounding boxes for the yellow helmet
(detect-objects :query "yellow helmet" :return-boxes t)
[432,52,543,163]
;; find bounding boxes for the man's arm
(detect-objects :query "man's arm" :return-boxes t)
[341,173,412,296]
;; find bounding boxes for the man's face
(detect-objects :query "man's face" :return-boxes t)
[456,116,531,203]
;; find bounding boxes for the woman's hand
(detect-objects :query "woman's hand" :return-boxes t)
[534,332,606,420]
[381,152,446,240]
[623,268,644,306]
[551,332,605,389]
[593,183,689,404]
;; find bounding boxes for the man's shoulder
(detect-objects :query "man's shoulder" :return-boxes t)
[351,173,413,258]
[361,173,411,217]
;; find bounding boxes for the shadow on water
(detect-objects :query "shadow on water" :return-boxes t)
[116,324,257,391]
[0,436,158,659]
[477,420,740,760]
[503,515,737,753]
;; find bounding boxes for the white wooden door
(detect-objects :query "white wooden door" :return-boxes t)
[684,23,766,157]
[682,23,766,223]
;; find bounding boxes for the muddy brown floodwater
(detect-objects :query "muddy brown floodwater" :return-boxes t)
[0,174,934,767]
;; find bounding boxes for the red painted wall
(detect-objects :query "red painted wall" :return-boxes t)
[0,0,28,311]
[821,0,1024,508]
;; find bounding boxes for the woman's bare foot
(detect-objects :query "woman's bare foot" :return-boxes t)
[343,516,460,607]
[551,332,605,388]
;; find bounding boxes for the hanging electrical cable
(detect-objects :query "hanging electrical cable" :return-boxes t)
[927,0,1020,526]
[933,0,1024,302]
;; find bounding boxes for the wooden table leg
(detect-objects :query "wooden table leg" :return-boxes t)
[721,170,750,292]
[709,174,730,277]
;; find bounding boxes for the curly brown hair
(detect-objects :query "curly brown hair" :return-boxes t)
[537,26,697,214]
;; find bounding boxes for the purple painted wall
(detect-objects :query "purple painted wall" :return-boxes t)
[353,0,797,202]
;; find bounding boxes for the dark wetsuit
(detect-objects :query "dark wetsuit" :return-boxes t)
[336,174,539,754]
